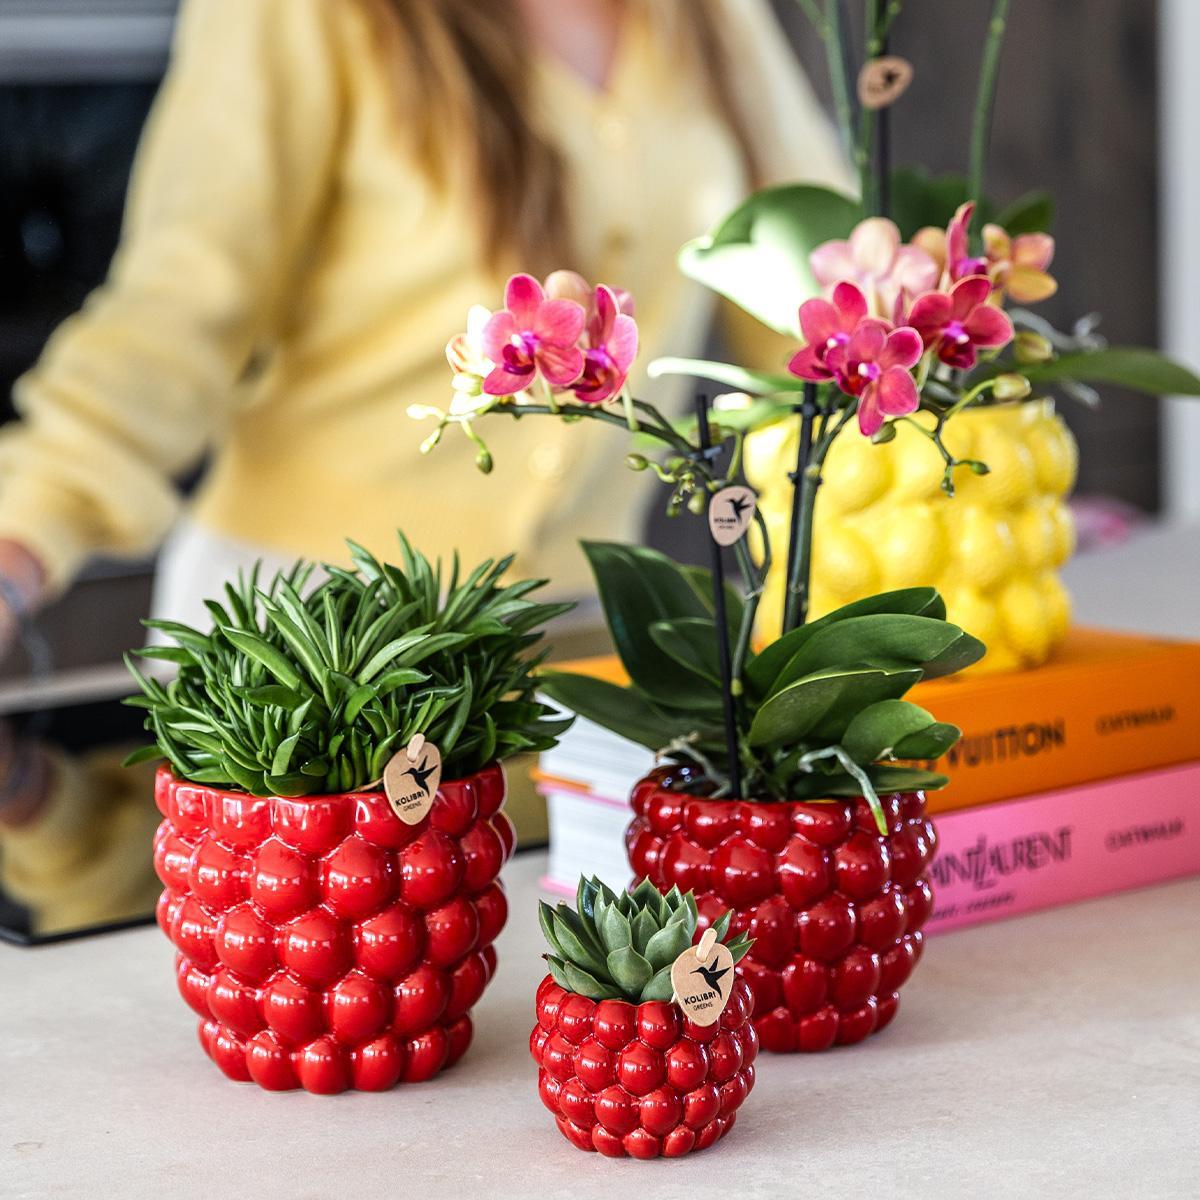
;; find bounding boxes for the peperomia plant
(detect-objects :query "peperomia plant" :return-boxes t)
[540,876,751,1003]
[123,535,572,795]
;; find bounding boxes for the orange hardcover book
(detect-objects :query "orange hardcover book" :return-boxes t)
[548,628,1200,815]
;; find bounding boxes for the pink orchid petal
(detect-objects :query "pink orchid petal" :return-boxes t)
[809,240,858,287]
[589,286,618,345]
[505,273,544,324]
[849,218,901,277]
[481,310,519,362]
[788,345,833,381]
[947,202,975,267]
[536,343,585,387]
[544,270,591,306]
[1012,233,1055,271]
[880,326,923,370]
[876,365,921,416]
[892,245,940,296]
[608,313,638,372]
[964,303,1014,347]
[533,298,586,345]
[831,281,869,327]
[950,274,993,318]
[857,389,884,437]
[483,365,530,396]
[845,319,889,363]
[906,290,951,338]
[798,297,841,346]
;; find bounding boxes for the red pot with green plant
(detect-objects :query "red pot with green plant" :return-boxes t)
[129,536,571,1092]
[531,876,756,1158]
[543,546,975,1052]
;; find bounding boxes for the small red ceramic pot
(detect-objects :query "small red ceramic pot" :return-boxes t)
[152,763,514,1092]
[627,765,936,1053]
[530,974,757,1158]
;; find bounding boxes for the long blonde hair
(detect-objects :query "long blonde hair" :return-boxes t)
[362,0,760,275]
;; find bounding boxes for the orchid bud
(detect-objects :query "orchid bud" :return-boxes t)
[625,453,648,471]
[687,492,707,516]
[1013,332,1054,364]
[967,459,991,475]
[475,448,493,474]
[871,422,897,444]
[992,373,1032,402]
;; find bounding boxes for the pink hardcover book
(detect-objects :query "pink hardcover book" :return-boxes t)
[927,760,1200,933]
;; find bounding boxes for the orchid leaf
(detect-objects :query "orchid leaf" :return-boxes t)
[678,184,861,335]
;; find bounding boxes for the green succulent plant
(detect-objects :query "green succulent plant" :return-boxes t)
[539,541,986,834]
[540,876,751,1004]
[124,534,573,795]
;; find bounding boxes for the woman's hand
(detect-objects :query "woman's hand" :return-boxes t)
[0,539,47,656]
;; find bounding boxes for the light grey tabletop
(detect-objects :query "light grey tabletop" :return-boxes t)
[3,523,1199,1199]
[2,850,1198,1200]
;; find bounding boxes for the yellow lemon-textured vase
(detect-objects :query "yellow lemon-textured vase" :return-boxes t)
[746,399,1078,675]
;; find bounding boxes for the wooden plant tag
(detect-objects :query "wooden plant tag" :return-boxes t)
[383,733,442,825]
[671,927,735,1027]
[857,56,913,109]
[708,486,756,547]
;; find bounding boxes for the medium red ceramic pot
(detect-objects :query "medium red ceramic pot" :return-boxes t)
[152,762,514,1092]
[530,973,757,1158]
[627,765,936,1053]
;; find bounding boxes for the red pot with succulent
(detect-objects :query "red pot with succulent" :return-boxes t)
[531,876,756,1158]
[128,536,571,1092]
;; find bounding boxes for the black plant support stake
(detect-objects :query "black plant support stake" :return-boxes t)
[783,382,818,632]
[694,393,742,799]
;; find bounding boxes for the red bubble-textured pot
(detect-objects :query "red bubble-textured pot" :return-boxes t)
[152,762,515,1092]
[530,973,757,1158]
[627,765,936,1053]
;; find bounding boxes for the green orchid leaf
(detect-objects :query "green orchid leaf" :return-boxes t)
[648,618,723,688]
[765,615,966,699]
[581,541,722,711]
[887,168,973,239]
[990,347,1200,396]
[746,587,945,696]
[679,566,744,642]
[920,631,987,679]
[749,665,924,748]
[678,183,861,335]
[537,672,706,752]
[993,189,1054,236]
[841,700,942,762]
[892,722,962,760]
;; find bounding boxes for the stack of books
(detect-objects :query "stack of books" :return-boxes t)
[536,628,1200,934]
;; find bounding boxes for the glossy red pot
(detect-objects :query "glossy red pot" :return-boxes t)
[152,762,514,1092]
[627,765,936,1053]
[530,973,757,1158]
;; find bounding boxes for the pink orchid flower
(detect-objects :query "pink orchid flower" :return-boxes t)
[828,320,923,437]
[982,224,1057,304]
[810,217,939,319]
[789,281,923,437]
[572,284,638,404]
[787,281,871,381]
[906,274,1015,369]
[913,201,989,288]
[482,274,585,396]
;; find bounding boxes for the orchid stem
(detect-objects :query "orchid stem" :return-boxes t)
[968,0,1010,222]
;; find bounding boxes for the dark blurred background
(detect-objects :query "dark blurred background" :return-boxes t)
[0,0,1165,679]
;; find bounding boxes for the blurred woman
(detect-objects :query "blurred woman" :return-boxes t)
[0,0,849,633]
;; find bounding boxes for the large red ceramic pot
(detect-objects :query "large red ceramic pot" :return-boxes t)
[153,762,514,1092]
[530,974,758,1158]
[627,764,936,1053]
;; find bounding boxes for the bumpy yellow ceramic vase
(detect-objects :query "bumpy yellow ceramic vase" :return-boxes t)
[746,399,1077,674]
